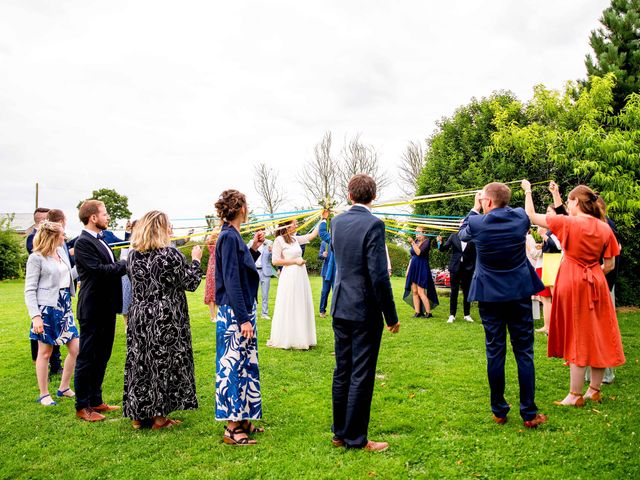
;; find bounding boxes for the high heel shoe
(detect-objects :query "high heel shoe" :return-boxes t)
[584,385,602,403]
[553,392,585,407]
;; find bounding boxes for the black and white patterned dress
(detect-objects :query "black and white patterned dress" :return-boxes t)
[123,247,202,420]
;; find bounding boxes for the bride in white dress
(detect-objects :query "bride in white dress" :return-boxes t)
[267,218,320,350]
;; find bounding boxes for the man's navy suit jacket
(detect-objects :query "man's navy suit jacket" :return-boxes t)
[458,207,544,303]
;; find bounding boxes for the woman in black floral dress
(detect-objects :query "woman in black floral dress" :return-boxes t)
[123,210,203,429]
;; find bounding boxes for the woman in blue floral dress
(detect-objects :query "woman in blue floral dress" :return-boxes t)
[214,189,265,445]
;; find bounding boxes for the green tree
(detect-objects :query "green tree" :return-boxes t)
[0,215,27,280]
[416,75,640,304]
[416,91,528,217]
[77,188,132,228]
[585,0,640,112]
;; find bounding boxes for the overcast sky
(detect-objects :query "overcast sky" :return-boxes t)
[0,0,609,234]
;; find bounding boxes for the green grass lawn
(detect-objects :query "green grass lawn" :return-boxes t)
[0,277,638,479]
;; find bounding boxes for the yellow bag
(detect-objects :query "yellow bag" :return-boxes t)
[541,253,562,287]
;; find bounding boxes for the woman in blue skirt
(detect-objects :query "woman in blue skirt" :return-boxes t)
[214,189,266,445]
[403,226,439,317]
[24,221,79,406]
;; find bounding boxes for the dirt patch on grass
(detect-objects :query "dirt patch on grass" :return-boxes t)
[617,306,640,314]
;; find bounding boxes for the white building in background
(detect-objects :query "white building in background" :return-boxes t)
[0,213,34,236]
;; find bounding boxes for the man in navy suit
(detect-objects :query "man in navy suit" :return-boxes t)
[437,229,476,323]
[73,200,127,422]
[458,182,547,428]
[330,174,399,452]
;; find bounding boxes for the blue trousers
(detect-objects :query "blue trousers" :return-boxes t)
[319,278,333,314]
[478,298,538,421]
[332,317,383,448]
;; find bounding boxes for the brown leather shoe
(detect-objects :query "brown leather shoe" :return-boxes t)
[92,403,121,412]
[76,408,105,422]
[523,413,548,429]
[492,414,507,425]
[363,440,389,452]
[331,437,345,447]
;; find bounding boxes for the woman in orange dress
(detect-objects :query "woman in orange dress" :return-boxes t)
[522,181,624,407]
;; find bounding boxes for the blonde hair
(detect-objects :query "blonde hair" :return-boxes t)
[130,211,172,252]
[33,221,64,257]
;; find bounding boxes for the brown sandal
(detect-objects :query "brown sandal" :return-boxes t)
[553,392,585,407]
[223,426,257,445]
[152,418,181,430]
[585,385,602,403]
[240,420,265,434]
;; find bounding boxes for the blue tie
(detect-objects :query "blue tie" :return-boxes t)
[97,232,105,241]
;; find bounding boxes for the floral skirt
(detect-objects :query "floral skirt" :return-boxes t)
[215,303,262,421]
[29,288,79,346]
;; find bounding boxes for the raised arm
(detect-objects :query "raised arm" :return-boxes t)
[319,219,331,243]
[521,180,549,228]
[549,181,564,209]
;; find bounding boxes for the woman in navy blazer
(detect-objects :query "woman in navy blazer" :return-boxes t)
[214,189,265,446]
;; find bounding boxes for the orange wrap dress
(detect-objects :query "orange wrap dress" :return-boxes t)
[546,214,624,368]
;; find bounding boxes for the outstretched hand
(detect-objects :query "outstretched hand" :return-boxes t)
[321,209,330,220]
[548,180,559,194]
[191,245,202,262]
[521,179,532,192]
[251,231,265,251]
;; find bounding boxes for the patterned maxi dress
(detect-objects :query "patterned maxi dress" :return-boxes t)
[123,247,202,420]
[215,225,262,421]
[204,240,217,305]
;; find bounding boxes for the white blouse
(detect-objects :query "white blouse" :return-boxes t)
[57,259,71,289]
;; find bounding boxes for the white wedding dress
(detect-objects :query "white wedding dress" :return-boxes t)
[267,234,317,350]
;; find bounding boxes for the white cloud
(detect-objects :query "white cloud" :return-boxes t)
[0,0,610,235]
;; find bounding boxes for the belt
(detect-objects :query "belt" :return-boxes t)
[564,256,601,310]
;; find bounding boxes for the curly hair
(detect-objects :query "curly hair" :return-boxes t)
[215,190,247,222]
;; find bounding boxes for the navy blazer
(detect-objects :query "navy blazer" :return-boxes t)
[26,229,36,254]
[74,230,127,319]
[458,207,543,303]
[215,223,260,325]
[330,206,398,326]
[438,233,476,273]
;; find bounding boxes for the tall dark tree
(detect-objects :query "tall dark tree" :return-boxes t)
[77,188,132,228]
[585,0,640,111]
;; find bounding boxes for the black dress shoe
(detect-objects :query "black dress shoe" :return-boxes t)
[412,312,425,318]
[425,313,434,318]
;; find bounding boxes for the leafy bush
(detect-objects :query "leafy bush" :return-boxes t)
[0,218,27,280]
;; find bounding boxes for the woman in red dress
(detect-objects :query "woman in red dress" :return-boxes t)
[522,181,624,407]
